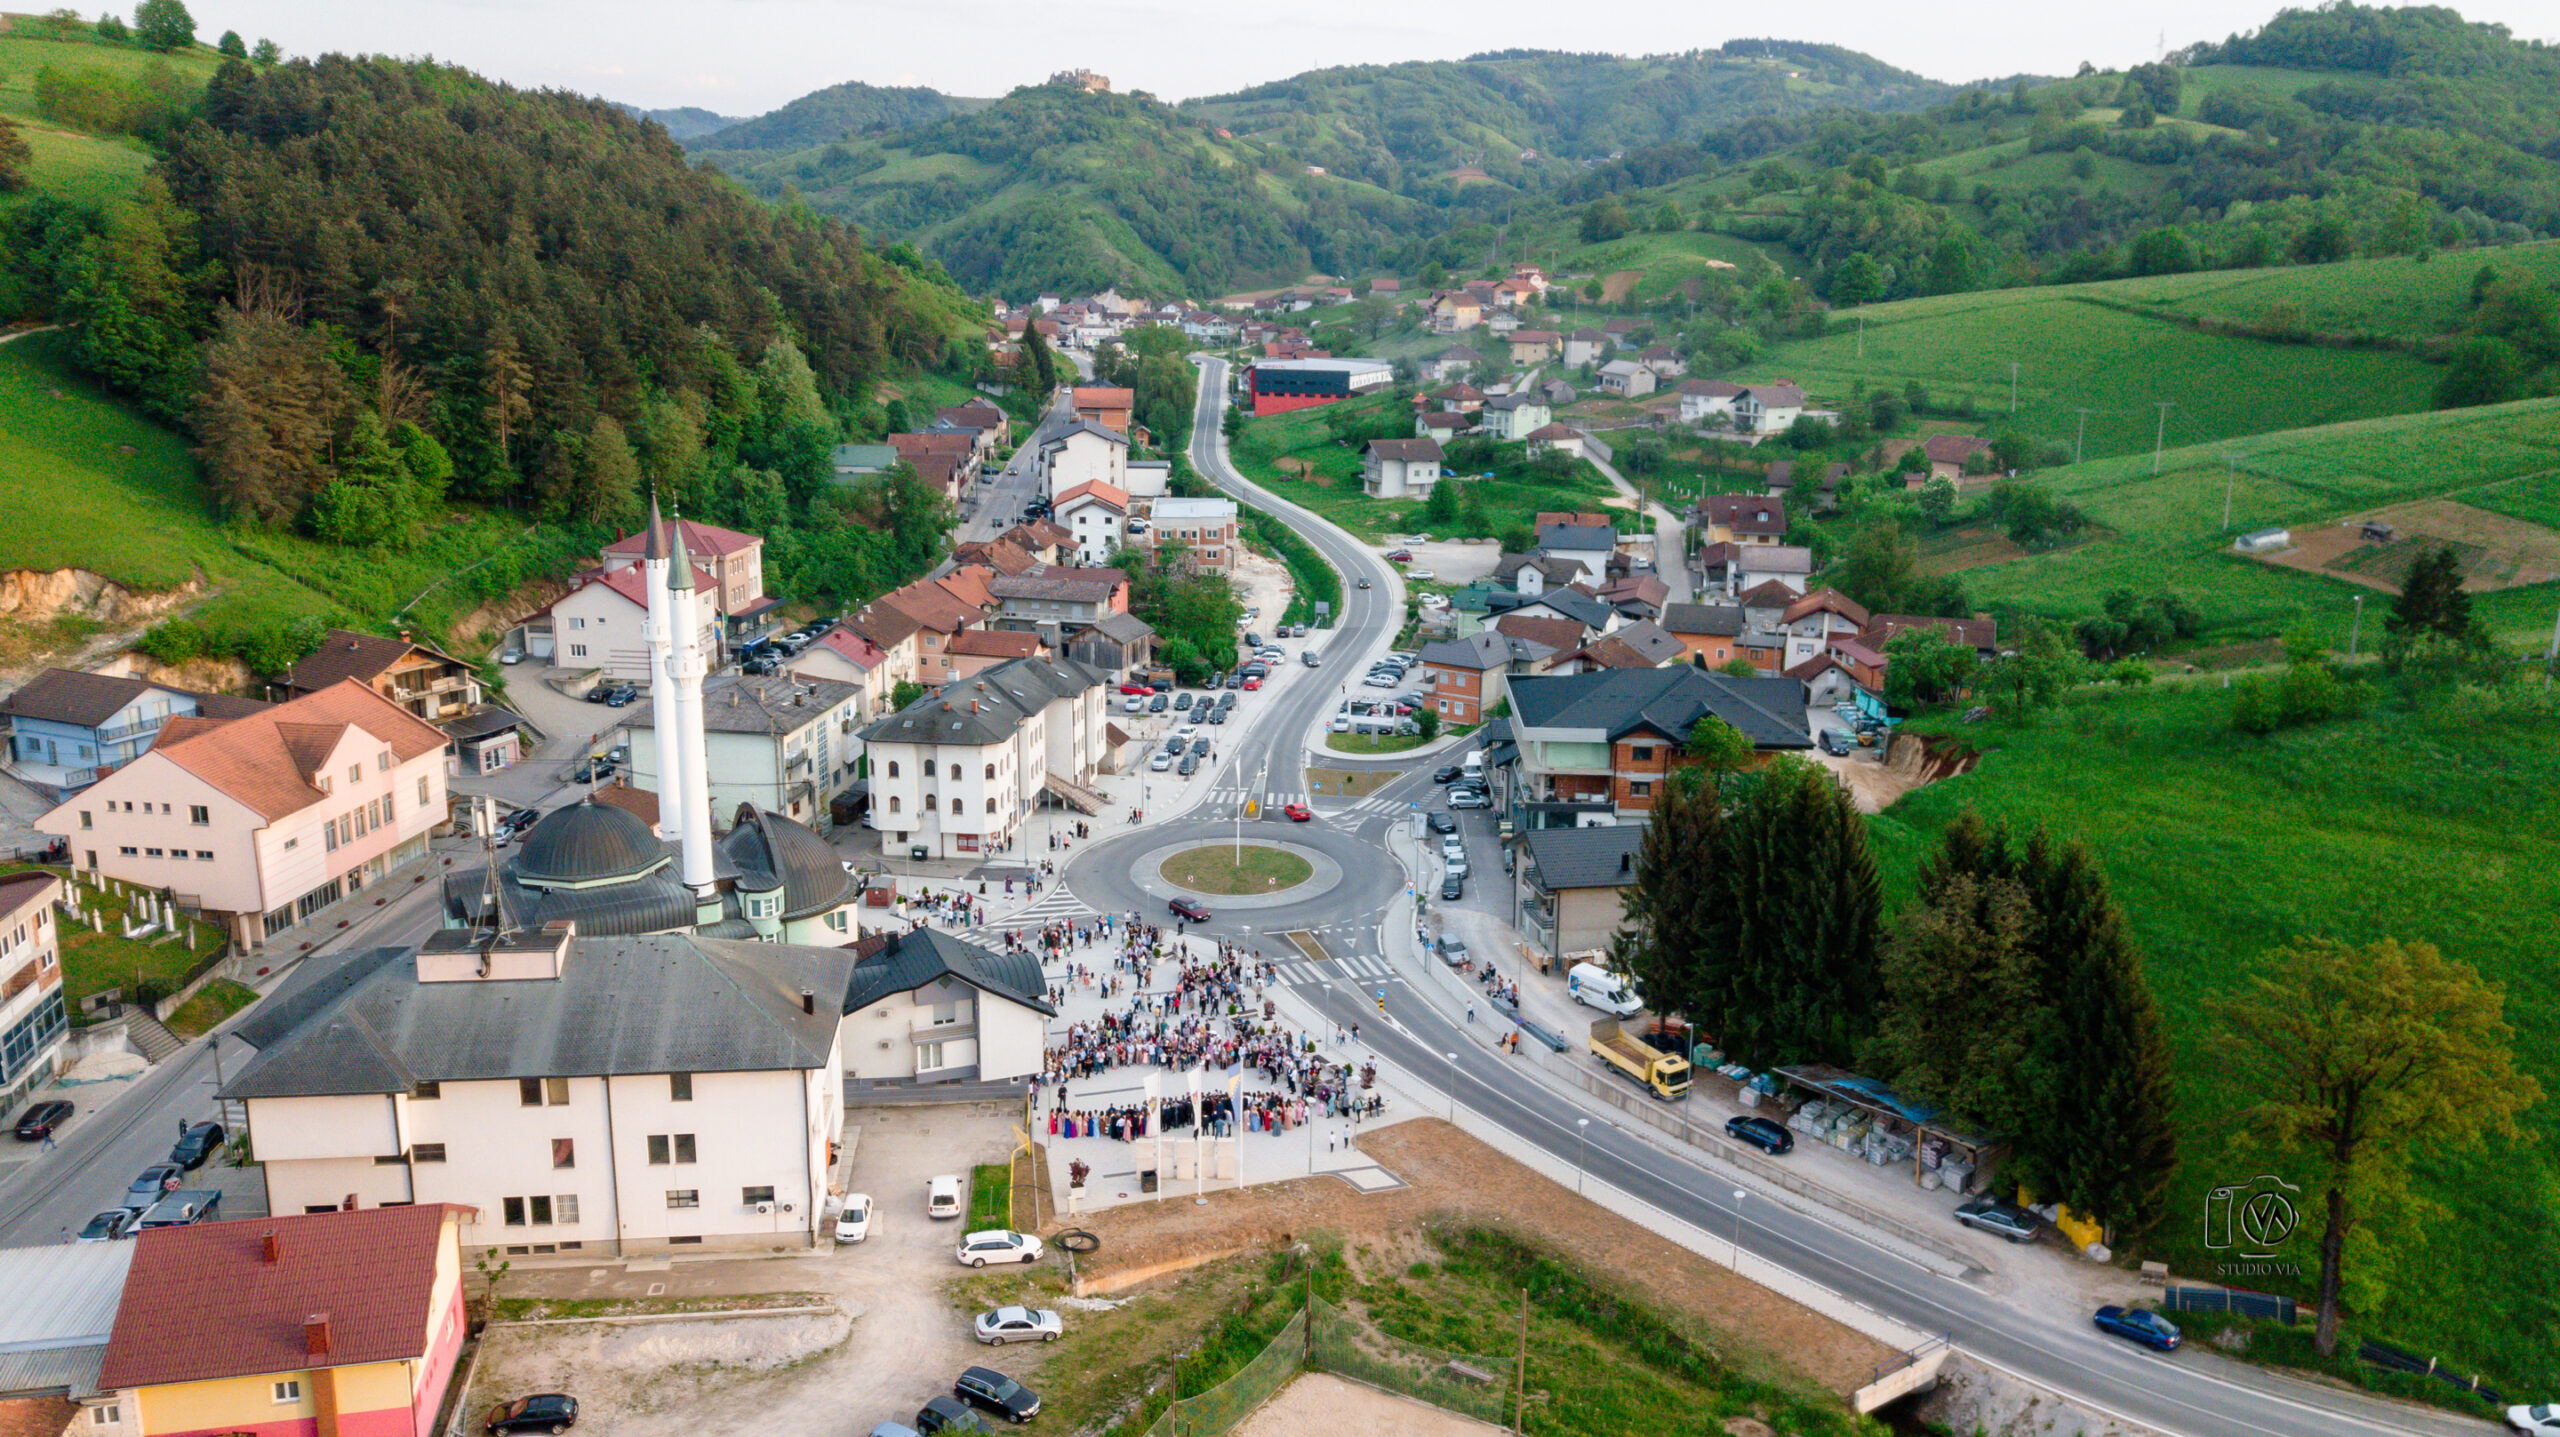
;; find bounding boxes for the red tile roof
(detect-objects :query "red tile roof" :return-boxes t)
[101,1204,467,1389]
[149,681,449,823]
[1054,480,1129,512]
[949,629,1043,659]
[1923,434,1990,465]
[603,519,761,560]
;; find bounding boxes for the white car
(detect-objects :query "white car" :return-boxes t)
[1405,567,1435,582]
[499,649,523,665]
[956,1229,1044,1267]
[1328,717,1351,732]
[834,1193,872,1244]
[974,1305,1063,1345]
[1364,675,1397,688]
[2509,1406,2560,1435]
[1149,751,1174,771]
[1175,724,1200,741]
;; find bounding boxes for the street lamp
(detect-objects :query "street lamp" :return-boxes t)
[1730,1189,1747,1270]
[1444,1052,1459,1122]
[1574,1117,1591,1193]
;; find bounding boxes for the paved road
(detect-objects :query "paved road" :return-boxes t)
[960,386,1074,545]
[1178,356,2486,1437]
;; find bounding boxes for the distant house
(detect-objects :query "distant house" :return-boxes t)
[1363,438,1445,499]
[1637,345,1686,378]
[1071,386,1135,434]
[1596,359,1656,398]
[1506,665,1811,821]
[937,402,1011,449]
[1416,410,1472,441]
[1734,383,1810,434]
[1037,419,1130,499]
[1676,378,1744,427]
[1481,393,1553,442]
[830,443,901,479]
[1429,291,1483,333]
[1696,494,1790,548]
[1,670,267,796]
[1507,329,1561,364]
[1563,329,1609,368]
[1426,383,1486,414]
[1419,631,1547,725]
[1513,823,1646,961]
[1862,613,2001,662]
[1523,423,1585,462]
[1422,346,1483,382]
[1066,610,1157,678]
[1533,523,1616,583]
[602,518,778,645]
[1051,481,1132,564]
[1693,541,1813,598]
[280,629,484,725]
[1923,434,1991,480]
[1144,497,1242,575]
[1122,458,1172,500]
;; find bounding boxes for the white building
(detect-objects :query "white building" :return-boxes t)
[537,562,724,681]
[860,655,1111,860]
[1362,438,1443,499]
[625,673,865,836]
[840,926,1055,1090]
[1676,379,1744,427]
[1734,383,1809,434]
[0,871,67,1118]
[224,930,849,1255]
[1037,419,1129,500]
[1052,481,1130,565]
[1142,496,1241,575]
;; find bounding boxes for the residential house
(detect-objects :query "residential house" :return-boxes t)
[1507,329,1560,364]
[1594,573,1670,621]
[1513,823,1645,962]
[830,444,901,479]
[840,925,1056,1089]
[1596,359,1656,398]
[1480,393,1552,442]
[222,932,848,1253]
[1734,383,1809,434]
[0,871,67,1119]
[1037,420,1130,500]
[1523,423,1585,461]
[627,673,865,834]
[97,1204,471,1437]
[1820,637,1889,697]
[1504,666,1811,824]
[1502,585,1618,637]
[1785,653,1871,708]
[1862,613,2001,662]
[1,671,267,796]
[1484,310,1523,338]
[1601,319,1638,345]
[945,629,1048,680]
[861,655,1112,859]
[1738,580,1801,637]
[1696,494,1790,548]
[1923,434,1991,480]
[1764,460,1795,497]
[602,517,779,645]
[1691,540,1813,598]
[1425,383,1485,414]
[1051,481,1131,564]
[783,625,890,715]
[988,569,1131,637]
[34,681,450,949]
[1675,378,1744,427]
[950,538,1040,577]
[0,1241,132,1437]
[1070,386,1135,434]
[1491,614,1594,666]
[1421,346,1482,382]
[1122,458,1172,499]
[1491,554,1582,597]
[892,433,975,501]
[1144,497,1241,575]
[842,605,924,700]
[1658,601,1785,672]
[999,521,1073,566]
[538,560,723,679]
[1418,631,1551,726]
[1065,611,1157,679]
[1539,377,1578,408]
[1562,329,1609,368]
[874,574,992,686]
[1555,621,1683,673]
[280,631,482,724]
[1779,589,1873,669]
[1415,410,1471,442]
[936,402,1011,450]
[1637,345,1687,378]
[1362,439,1444,499]
[1533,523,1617,583]
[1429,291,1483,333]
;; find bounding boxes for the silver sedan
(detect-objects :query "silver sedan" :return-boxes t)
[973,1305,1063,1345]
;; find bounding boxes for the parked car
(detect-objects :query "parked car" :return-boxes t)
[926,1174,964,1220]
[13,1099,71,1141]
[956,1230,1044,1267]
[1169,896,1212,923]
[125,1164,183,1207]
[869,1425,926,1437]
[1427,811,1457,835]
[1123,696,1147,713]
[1440,939,1470,968]
[1241,677,1262,691]
[584,686,612,704]
[603,684,638,707]
[2506,1404,2560,1435]
[1149,752,1173,772]
[1174,693,1193,710]
[1818,729,1855,756]
[914,1395,996,1434]
[1147,694,1168,712]
[485,1394,579,1435]
[1724,1116,1793,1155]
[2092,1305,2182,1352]
[75,1209,134,1244]
[1438,871,1464,901]
[1118,683,1152,696]
[1177,754,1199,776]
[1384,549,1413,563]
[571,757,617,783]
[1243,632,1263,648]
[954,1367,1042,1424]
[1952,1199,2041,1244]
[1405,567,1435,582]
[973,1306,1063,1345]
[1432,765,1461,784]
[1328,717,1351,732]
[835,1193,873,1244]
[1282,803,1312,822]
[1448,788,1491,810]
[1205,709,1227,725]
[499,649,523,666]
[1189,738,1210,757]
[168,1120,226,1170]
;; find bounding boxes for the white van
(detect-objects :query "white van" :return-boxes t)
[926,1173,964,1220]
[1566,962,1642,1018]
[1460,749,1485,785]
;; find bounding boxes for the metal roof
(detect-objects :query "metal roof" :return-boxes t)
[1507,667,1812,750]
[844,927,1054,1017]
[1521,824,1648,892]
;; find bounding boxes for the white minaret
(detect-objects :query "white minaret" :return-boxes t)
[640,500,693,901]
[663,516,721,918]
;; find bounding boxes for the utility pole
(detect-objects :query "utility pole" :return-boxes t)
[2222,455,2237,531]
[2349,593,2364,659]
[2073,408,2091,466]
[1512,1289,1528,1436]
[2545,599,2560,689]
[2008,360,2019,414]
[1855,311,1865,360]
[2152,402,2174,475]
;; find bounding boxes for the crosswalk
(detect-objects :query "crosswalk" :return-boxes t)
[1272,952,1399,985]
[1011,885,1097,923]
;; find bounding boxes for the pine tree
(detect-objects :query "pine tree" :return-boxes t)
[2385,544,2474,643]
[1879,873,2041,1137]
[1021,322,1060,396]
[1614,770,1724,1025]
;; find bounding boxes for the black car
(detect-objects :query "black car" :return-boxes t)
[169,1120,226,1170]
[1189,738,1210,757]
[742,656,781,676]
[954,1366,1041,1424]
[75,1208,133,1243]
[13,1099,71,1141]
[1817,729,1855,756]
[584,685,612,704]
[1725,1115,1793,1155]
[1438,872,1464,901]
[485,1393,579,1435]
[1205,709,1227,725]
[1147,694,1169,712]
[1225,675,1244,690]
[1953,1199,2041,1244]
[1432,765,1462,784]
[1169,896,1212,923]
[603,684,638,707]
[1427,812,1458,835]
[571,758,617,783]
[1174,693,1193,710]
[914,1395,996,1434]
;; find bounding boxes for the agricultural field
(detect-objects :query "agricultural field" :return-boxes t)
[2083,241,2560,344]
[1230,392,1621,543]
[1876,679,2560,1395]
[1755,289,2444,465]
[0,330,586,658]
[1948,397,2560,650]
[1547,228,1790,302]
[0,27,225,210]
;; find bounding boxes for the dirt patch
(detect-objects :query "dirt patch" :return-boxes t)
[1599,271,1646,304]
[2253,500,2560,592]
[470,1310,853,1427]
[1232,1372,1503,1437]
[1822,732,1973,816]
[1917,524,2032,574]
[1065,1120,1892,1397]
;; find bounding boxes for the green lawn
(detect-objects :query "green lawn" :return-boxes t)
[163,977,256,1037]
[1875,680,2560,1392]
[1324,731,1426,754]
[1945,397,2560,650]
[1762,287,2443,464]
[967,1162,1011,1229]
[0,330,590,655]
[1158,844,1315,894]
[1231,393,1622,543]
[2082,242,2560,345]
[1,863,227,1021]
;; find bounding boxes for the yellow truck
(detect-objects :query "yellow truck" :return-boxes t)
[1590,1018,1691,1100]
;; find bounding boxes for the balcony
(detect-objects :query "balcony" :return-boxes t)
[92,713,173,746]
[910,1009,977,1041]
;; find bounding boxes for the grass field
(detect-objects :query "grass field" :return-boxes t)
[1944,397,2560,649]
[1875,680,2560,1394]
[1324,731,1427,754]
[1759,289,2444,465]
[0,331,585,654]
[1231,393,1621,543]
[0,863,227,1021]
[2081,242,2560,344]
[0,29,224,212]
[1159,844,1315,894]
[163,977,256,1038]
[967,1162,1012,1229]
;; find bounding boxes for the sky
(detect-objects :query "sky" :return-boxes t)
[187,0,2560,116]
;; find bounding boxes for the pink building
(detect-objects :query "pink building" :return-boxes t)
[35,680,451,949]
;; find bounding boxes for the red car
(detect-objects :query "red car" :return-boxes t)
[1168,897,1213,923]
[1282,802,1312,822]
[1384,549,1413,563]
[1242,677,1262,690]
[1118,683,1152,696]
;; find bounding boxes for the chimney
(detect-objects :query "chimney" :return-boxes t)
[304,1313,333,1357]
[801,989,816,1014]
[262,1231,282,1265]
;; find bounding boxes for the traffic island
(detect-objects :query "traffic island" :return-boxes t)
[1159,844,1315,896]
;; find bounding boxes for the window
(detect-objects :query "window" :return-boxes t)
[669,1072,692,1101]
[555,1194,580,1224]
[412,1143,447,1163]
[503,1196,526,1225]
[984,763,996,780]
[666,1189,700,1209]
[1629,781,1652,798]
[520,1078,543,1106]
[743,1185,776,1206]
[986,798,997,813]
[419,776,430,805]
[324,820,339,853]
[144,848,161,858]
[886,761,899,778]
[552,1138,576,1169]
[1630,746,1654,762]
[648,1134,698,1164]
[284,837,298,850]
[119,846,136,857]
[383,793,395,822]
[888,796,900,814]
[528,1195,553,1224]
[197,850,213,860]
[348,765,362,786]
[189,804,209,825]
[545,1077,570,1105]
[413,1080,440,1099]
[378,750,391,772]
[78,811,91,830]
[570,644,588,658]
[272,1380,302,1404]
[90,1406,118,1426]
[922,759,936,778]
[569,616,586,629]
[949,798,962,815]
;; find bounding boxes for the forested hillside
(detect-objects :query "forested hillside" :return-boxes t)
[690,79,989,151]
[620,103,745,141]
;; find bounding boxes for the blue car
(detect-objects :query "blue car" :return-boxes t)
[2092,1305,2181,1352]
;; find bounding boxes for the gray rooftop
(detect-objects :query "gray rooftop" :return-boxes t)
[1508,666,1811,751]
[621,673,864,735]
[1537,522,1615,552]
[863,654,1106,749]
[1514,587,1616,632]
[1522,823,1648,892]
[844,926,1054,1016]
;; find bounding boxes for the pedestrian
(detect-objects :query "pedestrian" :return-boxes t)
[1466,1001,1474,1023]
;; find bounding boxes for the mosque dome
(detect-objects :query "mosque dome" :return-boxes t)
[721,804,857,920]
[514,801,668,888]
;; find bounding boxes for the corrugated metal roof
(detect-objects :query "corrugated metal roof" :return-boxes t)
[0,1244,133,1352]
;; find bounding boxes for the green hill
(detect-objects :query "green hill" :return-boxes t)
[687,79,989,151]
[619,103,745,141]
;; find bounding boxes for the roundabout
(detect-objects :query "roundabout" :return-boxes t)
[1158,844,1313,896]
